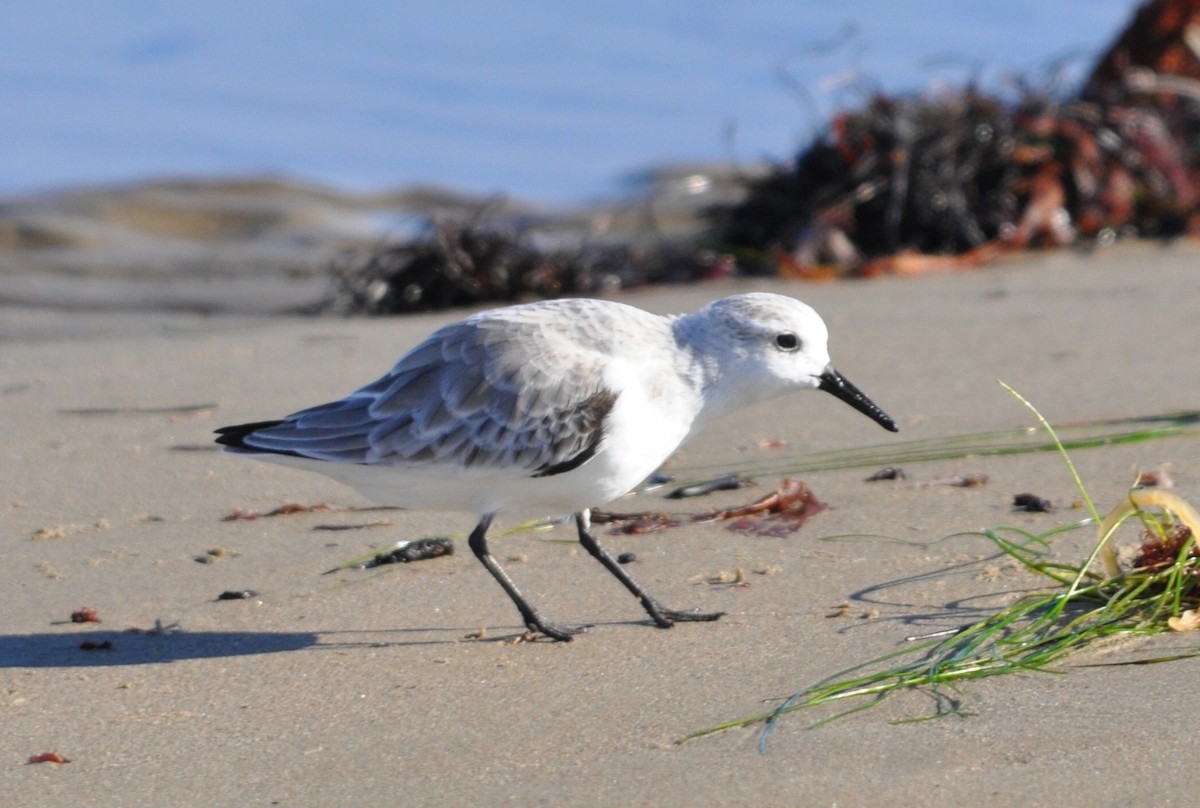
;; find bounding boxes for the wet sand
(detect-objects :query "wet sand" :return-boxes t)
[3,239,1199,806]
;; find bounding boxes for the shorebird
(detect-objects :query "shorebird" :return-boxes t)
[216,293,897,640]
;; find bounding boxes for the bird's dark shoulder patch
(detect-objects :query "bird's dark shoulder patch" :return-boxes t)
[532,389,617,478]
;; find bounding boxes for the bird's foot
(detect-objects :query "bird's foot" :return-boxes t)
[525,618,593,642]
[645,602,725,628]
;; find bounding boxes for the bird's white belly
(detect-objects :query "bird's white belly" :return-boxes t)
[582,380,694,503]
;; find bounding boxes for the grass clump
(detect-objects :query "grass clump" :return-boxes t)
[683,383,1200,751]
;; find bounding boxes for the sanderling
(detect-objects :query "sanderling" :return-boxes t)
[216,293,897,640]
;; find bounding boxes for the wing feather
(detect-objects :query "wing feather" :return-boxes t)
[233,309,620,476]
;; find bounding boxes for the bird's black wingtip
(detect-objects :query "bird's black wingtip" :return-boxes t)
[214,420,286,450]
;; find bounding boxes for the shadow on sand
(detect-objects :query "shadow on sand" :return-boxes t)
[0,629,319,668]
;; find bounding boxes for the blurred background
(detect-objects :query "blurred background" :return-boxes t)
[1,1,1134,206]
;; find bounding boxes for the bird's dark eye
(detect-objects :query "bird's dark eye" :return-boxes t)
[774,332,801,351]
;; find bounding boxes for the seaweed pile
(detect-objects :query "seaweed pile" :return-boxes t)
[714,0,1200,276]
[320,221,733,315]
[329,0,1200,313]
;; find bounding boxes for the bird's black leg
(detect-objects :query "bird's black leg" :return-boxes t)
[574,510,724,628]
[467,514,590,641]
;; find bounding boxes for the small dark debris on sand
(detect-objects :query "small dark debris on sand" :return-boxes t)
[1013,493,1054,512]
[921,472,989,488]
[665,474,747,499]
[222,503,335,521]
[27,753,71,765]
[360,538,455,568]
[79,640,114,651]
[217,589,260,601]
[125,620,182,635]
[596,478,827,537]
[699,478,826,537]
[70,607,101,623]
[311,520,392,532]
[194,546,239,564]
[58,402,216,417]
[592,510,682,534]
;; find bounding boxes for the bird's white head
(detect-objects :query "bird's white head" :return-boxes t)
[678,293,897,432]
[700,292,831,387]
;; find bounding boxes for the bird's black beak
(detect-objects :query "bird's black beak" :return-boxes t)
[818,367,898,432]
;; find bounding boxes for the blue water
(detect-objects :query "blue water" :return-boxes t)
[1,1,1136,205]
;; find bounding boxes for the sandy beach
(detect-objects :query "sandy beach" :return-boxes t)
[4,241,1200,806]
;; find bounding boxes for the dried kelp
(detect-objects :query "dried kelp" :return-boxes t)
[711,89,1200,275]
[711,0,1200,276]
[321,220,734,315]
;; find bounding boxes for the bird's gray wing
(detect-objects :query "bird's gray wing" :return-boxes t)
[237,316,616,476]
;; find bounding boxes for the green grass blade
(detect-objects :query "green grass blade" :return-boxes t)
[683,391,1200,751]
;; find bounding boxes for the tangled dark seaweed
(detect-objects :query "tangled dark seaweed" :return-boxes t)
[713,89,1200,275]
[321,224,735,315]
